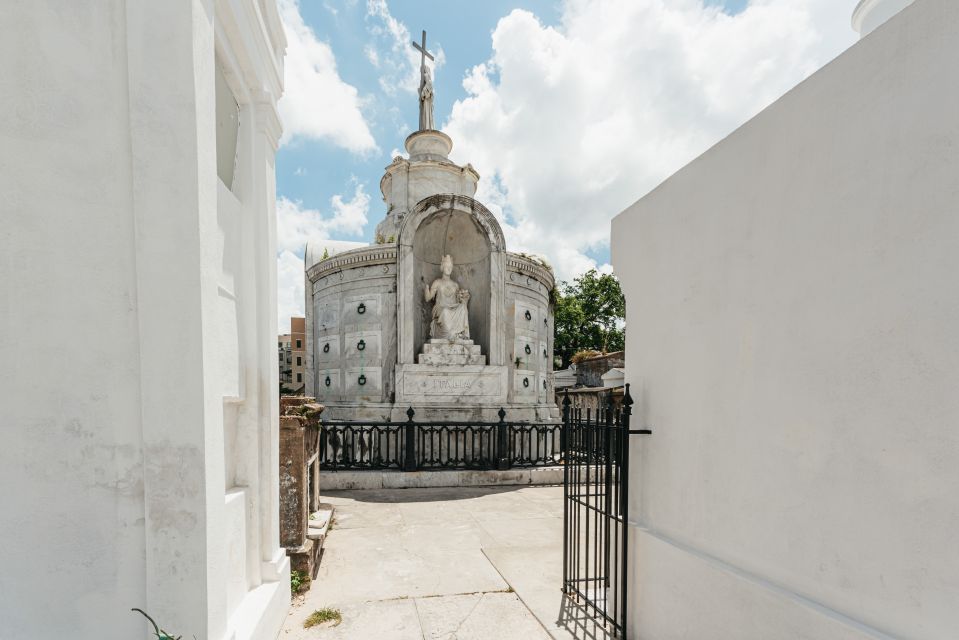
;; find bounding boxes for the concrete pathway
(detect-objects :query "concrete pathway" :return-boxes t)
[280,485,613,639]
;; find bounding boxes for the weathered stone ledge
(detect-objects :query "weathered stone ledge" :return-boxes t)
[506,252,555,290]
[306,245,397,281]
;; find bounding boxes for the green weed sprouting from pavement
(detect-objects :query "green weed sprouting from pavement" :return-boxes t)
[304,607,342,628]
[290,570,306,593]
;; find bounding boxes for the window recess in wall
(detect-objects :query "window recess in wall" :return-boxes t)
[215,62,240,191]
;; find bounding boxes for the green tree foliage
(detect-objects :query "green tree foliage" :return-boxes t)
[553,269,625,368]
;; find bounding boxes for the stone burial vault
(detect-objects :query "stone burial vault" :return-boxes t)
[305,44,556,422]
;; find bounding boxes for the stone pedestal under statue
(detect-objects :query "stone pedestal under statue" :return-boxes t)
[418,339,485,366]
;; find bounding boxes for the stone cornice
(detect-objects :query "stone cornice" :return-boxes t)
[403,194,506,252]
[506,252,555,290]
[259,0,287,58]
[307,245,397,281]
[380,156,479,189]
[254,94,283,150]
[215,0,284,100]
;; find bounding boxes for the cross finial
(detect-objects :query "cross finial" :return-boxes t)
[411,29,434,69]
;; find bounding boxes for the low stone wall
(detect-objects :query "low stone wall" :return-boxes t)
[322,466,564,491]
[575,351,624,387]
[279,397,323,583]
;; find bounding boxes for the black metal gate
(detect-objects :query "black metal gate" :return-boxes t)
[562,384,650,638]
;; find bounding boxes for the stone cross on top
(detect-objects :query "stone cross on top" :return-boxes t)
[412,29,433,69]
[411,30,435,131]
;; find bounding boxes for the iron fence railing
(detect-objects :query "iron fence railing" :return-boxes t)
[318,421,405,471]
[317,407,562,471]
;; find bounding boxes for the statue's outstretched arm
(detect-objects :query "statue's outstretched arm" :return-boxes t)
[424,281,435,302]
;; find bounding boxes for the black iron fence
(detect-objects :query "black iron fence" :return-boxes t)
[318,407,563,472]
[562,385,651,639]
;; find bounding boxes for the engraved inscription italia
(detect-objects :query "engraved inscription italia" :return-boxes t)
[433,378,473,391]
[405,373,500,397]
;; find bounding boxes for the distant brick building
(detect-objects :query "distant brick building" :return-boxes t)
[280,317,307,393]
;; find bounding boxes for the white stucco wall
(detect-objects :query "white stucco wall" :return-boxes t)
[0,2,287,638]
[611,1,958,638]
[0,5,147,636]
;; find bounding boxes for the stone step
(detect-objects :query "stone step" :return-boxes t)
[307,504,334,542]
[417,353,486,366]
[289,503,334,595]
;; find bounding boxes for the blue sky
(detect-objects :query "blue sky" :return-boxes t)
[276,0,563,247]
[275,0,856,327]
[277,0,749,248]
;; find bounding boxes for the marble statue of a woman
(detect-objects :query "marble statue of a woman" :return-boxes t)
[424,255,470,340]
[418,64,434,131]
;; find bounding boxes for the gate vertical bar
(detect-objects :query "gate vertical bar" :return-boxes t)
[620,384,633,636]
[604,393,614,616]
[585,407,592,614]
[562,391,571,591]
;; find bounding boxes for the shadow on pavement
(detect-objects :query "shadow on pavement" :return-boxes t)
[556,593,617,640]
[324,484,552,503]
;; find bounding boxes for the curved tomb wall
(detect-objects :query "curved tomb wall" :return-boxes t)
[505,253,556,407]
[307,247,398,408]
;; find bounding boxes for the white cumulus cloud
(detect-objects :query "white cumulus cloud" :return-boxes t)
[277,250,308,334]
[276,182,371,328]
[444,0,858,282]
[365,0,446,97]
[278,0,377,152]
[277,181,370,254]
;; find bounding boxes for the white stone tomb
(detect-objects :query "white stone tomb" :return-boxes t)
[305,33,556,421]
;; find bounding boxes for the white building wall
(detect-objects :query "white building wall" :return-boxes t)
[611,1,959,639]
[0,4,148,636]
[0,1,287,638]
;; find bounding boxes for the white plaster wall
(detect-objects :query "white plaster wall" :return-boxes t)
[0,4,147,636]
[0,1,287,638]
[611,1,959,638]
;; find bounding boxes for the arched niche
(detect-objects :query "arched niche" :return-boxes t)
[397,195,506,366]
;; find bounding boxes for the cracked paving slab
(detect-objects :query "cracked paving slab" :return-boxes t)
[415,592,552,640]
[282,485,561,639]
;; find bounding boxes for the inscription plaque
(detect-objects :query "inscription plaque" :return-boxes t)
[395,365,508,404]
